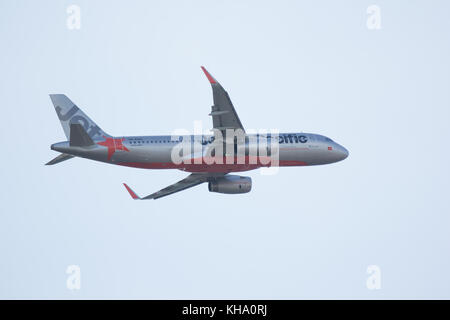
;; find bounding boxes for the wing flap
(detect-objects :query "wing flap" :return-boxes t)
[143,177,205,200]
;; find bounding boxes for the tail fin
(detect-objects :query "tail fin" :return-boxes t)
[49,94,110,140]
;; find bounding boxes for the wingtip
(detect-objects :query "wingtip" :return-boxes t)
[123,183,140,200]
[201,66,217,84]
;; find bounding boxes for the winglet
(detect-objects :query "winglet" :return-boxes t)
[123,183,141,200]
[201,66,217,84]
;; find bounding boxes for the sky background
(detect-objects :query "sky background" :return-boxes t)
[1,0,449,299]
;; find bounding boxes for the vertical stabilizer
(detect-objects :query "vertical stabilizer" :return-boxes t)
[49,94,110,140]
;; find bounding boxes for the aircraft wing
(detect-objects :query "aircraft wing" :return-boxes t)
[123,173,224,200]
[201,66,245,134]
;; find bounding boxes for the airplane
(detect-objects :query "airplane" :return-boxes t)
[47,66,349,200]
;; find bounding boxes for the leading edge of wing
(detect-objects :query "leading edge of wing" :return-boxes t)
[122,173,223,200]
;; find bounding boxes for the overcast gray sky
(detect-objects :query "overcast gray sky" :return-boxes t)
[1,0,449,299]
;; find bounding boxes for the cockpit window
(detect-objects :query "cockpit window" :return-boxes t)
[325,137,333,142]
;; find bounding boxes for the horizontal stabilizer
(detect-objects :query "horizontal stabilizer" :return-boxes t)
[70,123,95,147]
[45,153,74,165]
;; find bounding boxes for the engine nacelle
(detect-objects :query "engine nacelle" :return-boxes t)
[208,175,252,194]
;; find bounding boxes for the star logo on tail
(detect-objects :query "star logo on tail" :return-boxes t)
[97,136,129,160]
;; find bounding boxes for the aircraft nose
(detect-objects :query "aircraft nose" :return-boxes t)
[336,144,349,161]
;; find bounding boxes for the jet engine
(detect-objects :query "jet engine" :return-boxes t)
[208,175,252,194]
